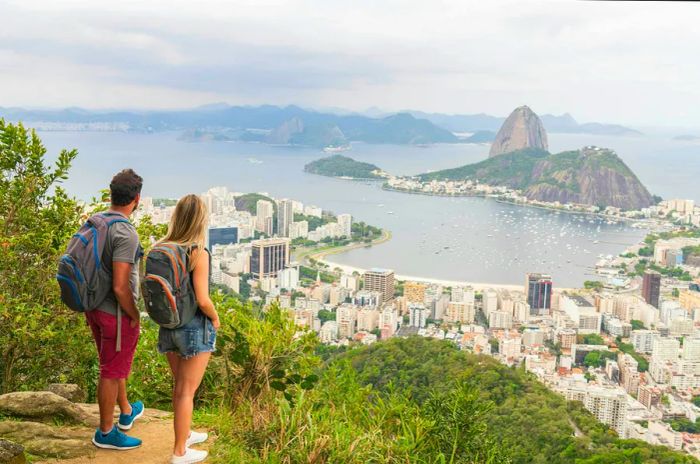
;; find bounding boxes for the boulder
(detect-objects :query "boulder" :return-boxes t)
[0,421,92,459]
[0,392,88,424]
[0,438,26,464]
[45,383,86,403]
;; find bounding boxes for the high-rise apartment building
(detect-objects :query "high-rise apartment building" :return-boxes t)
[631,330,658,354]
[482,289,498,317]
[337,213,352,238]
[277,199,294,237]
[562,383,627,436]
[363,268,395,304]
[250,238,290,280]
[408,303,427,328]
[651,337,680,363]
[526,273,553,315]
[256,200,274,236]
[488,310,513,329]
[642,270,661,308]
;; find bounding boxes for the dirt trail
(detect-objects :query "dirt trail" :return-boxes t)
[37,404,212,464]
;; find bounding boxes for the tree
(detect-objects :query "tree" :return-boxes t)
[584,280,604,291]
[317,309,335,324]
[578,333,605,345]
[0,120,93,393]
[630,320,646,330]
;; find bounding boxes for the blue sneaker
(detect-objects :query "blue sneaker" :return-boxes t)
[117,401,144,431]
[92,426,142,450]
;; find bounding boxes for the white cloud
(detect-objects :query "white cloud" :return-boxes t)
[0,0,698,125]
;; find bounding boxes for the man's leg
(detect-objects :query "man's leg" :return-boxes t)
[97,377,119,433]
[117,379,132,415]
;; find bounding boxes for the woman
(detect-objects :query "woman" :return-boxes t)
[157,194,220,464]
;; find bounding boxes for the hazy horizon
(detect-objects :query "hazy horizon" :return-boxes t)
[1,1,700,127]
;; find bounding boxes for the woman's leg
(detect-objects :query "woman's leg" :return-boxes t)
[172,352,211,456]
[166,352,181,411]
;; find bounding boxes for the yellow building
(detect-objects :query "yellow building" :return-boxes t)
[680,289,700,311]
[404,281,426,304]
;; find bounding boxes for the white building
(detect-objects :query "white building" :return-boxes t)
[255,200,274,235]
[631,330,659,354]
[337,213,352,238]
[483,289,498,317]
[277,199,294,237]
[489,310,513,329]
[303,205,323,218]
[561,294,601,334]
[499,336,522,363]
[409,303,427,328]
[559,381,628,436]
[277,267,300,291]
[319,321,338,343]
[379,307,399,337]
[288,221,309,240]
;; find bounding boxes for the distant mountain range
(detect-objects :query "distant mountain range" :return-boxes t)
[0,105,458,147]
[0,104,641,148]
[409,110,641,136]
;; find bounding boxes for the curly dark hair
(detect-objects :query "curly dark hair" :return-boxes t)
[110,169,143,206]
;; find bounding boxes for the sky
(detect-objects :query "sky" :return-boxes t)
[0,0,699,126]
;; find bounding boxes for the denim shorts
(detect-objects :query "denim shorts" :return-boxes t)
[157,311,216,359]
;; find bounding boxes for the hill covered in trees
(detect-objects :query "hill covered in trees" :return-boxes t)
[304,155,383,179]
[420,146,655,210]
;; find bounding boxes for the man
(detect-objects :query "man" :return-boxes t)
[87,169,145,450]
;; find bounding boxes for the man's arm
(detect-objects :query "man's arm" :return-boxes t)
[113,261,139,323]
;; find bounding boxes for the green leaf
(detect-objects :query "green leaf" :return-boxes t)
[270,380,287,392]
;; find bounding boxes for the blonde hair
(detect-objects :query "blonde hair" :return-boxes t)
[160,194,208,270]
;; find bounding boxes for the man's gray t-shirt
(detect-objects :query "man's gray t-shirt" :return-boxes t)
[98,213,142,316]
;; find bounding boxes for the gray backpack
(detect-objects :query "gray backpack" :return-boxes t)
[57,212,132,312]
[141,243,198,329]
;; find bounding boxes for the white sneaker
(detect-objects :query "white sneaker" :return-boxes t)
[171,447,208,464]
[186,430,209,447]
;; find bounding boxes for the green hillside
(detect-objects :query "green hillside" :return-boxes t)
[420,147,549,188]
[304,155,383,179]
[234,192,276,215]
[336,337,695,464]
[419,147,654,210]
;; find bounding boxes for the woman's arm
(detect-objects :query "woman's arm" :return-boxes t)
[191,247,220,328]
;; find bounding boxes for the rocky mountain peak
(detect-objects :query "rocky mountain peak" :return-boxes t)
[489,105,549,157]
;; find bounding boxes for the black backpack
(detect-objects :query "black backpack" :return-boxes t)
[57,212,132,312]
[141,243,198,329]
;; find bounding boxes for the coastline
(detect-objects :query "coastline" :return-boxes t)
[301,229,572,291]
[383,184,657,228]
[319,257,576,292]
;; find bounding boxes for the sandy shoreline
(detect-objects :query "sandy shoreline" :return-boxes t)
[319,257,577,292]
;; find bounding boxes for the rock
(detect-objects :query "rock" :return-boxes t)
[45,383,86,403]
[0,421,92,459]
[0,439,26,464]
[489,105,548,157]
[266,117,305,144]
[0,392,88,424]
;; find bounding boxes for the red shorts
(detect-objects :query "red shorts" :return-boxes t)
[85,310,140,379]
